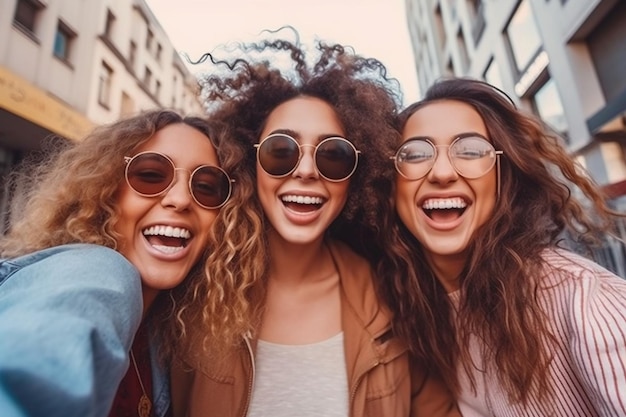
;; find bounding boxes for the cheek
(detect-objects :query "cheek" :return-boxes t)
[112,186,140,237]
[394,179,420,231]
[394,178,417,208]
[471,175,498,225]
[255,171,277,209]
[196,211,219,244]
[330,181,350,205]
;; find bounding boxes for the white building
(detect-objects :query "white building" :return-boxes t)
[0,0,204,229]
[405,0,626,276]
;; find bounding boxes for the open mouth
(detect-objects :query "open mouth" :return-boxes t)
[422,197,468,222]
[281,194,326,213]
[142,225,192,254]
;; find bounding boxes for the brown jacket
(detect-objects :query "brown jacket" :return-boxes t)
[170,240,460,417]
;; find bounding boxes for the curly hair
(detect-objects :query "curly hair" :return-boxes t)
[376,77,623,404]
[170,34,403,358]
[0,109,254,360]
[0,109,224,258]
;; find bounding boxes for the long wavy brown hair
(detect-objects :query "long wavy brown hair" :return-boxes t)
[169,33,402,359]
[376,77,622,404]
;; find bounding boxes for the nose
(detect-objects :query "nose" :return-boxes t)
[427,146,458,184]
[160,169,193,211]
[292,145,319,180]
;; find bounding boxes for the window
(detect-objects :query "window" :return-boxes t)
[533,78,567,134]
[434,4,446,50]
[13,0,43,34]
[155,80,161,99]
[505,0,542,73]
[144,67,152,87]
[104,9,115,39]
[467,0,485,44]
[53,21,76,62]
[120,91,134,117]
[483,58,503,90]
[98,62,113,108]
[146,29,153,50]
[456,28,469,72]
[128,41,137,71]
[156,43,162,61]
[446,57,455,76]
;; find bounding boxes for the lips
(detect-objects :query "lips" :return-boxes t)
[142,224,192,254]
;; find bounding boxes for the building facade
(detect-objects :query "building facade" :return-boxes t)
[0,0,203,231]
[405,0,626,276]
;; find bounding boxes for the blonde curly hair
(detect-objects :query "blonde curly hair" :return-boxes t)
[0,109,224,258]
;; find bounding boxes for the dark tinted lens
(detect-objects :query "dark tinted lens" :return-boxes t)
[126,153,174,195]
[190,166,231,208]
[316,138,357,180]
[258,134,300,176]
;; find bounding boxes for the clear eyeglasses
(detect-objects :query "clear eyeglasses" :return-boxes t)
[391,134,503,180]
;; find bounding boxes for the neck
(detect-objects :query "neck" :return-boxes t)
[266,231,332,284]
[141,286,158,319]
[425,252,466,293]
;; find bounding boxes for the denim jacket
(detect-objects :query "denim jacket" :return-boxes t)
[0,244,143,417]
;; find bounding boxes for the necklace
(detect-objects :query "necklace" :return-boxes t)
[130,349,152,417]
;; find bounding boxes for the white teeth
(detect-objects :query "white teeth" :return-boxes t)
[422,197,467,210]
[281,195,324,205]
[143,225,191,239]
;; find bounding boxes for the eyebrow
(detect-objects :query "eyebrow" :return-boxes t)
[404,131,489,142]
[266,129,346,142]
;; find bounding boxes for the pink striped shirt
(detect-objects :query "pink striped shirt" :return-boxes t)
[451,248,626,417]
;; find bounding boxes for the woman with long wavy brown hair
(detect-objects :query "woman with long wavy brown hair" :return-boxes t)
[166,32,460,417]
[381,77,626,416]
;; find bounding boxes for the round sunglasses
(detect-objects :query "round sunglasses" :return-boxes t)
[391,134,503,180]
[254,133,360,182]
[124,151,233,209]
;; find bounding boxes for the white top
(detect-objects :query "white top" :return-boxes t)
[451,248,626,417]
[247,332,349,417]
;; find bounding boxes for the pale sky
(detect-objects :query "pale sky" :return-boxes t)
[144,0,420,106]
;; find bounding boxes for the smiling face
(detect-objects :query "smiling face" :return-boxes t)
[395,100,498,284]
[114,123,220,307]
[256,96,350,247]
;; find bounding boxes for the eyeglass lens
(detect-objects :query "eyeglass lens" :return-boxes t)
[394,136,498,179]
[125,152,231,209]
[256,134,358,181]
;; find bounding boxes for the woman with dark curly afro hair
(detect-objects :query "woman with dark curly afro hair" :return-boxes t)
[167,32,461,417]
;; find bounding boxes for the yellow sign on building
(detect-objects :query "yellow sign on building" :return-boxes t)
[0,65,93,141]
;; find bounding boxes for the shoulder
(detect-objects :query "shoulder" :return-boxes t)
[327,239,371,271]
[327,239,375,295]
[1,243,140,294]
[4,243,133,268]
[539,248,624,286]
[328,239,393,323]
[537,248,626,319]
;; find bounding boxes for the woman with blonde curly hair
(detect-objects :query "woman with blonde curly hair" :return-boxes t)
[167,33,460,417]
[382,77,626,416]
[0,109,235,417]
